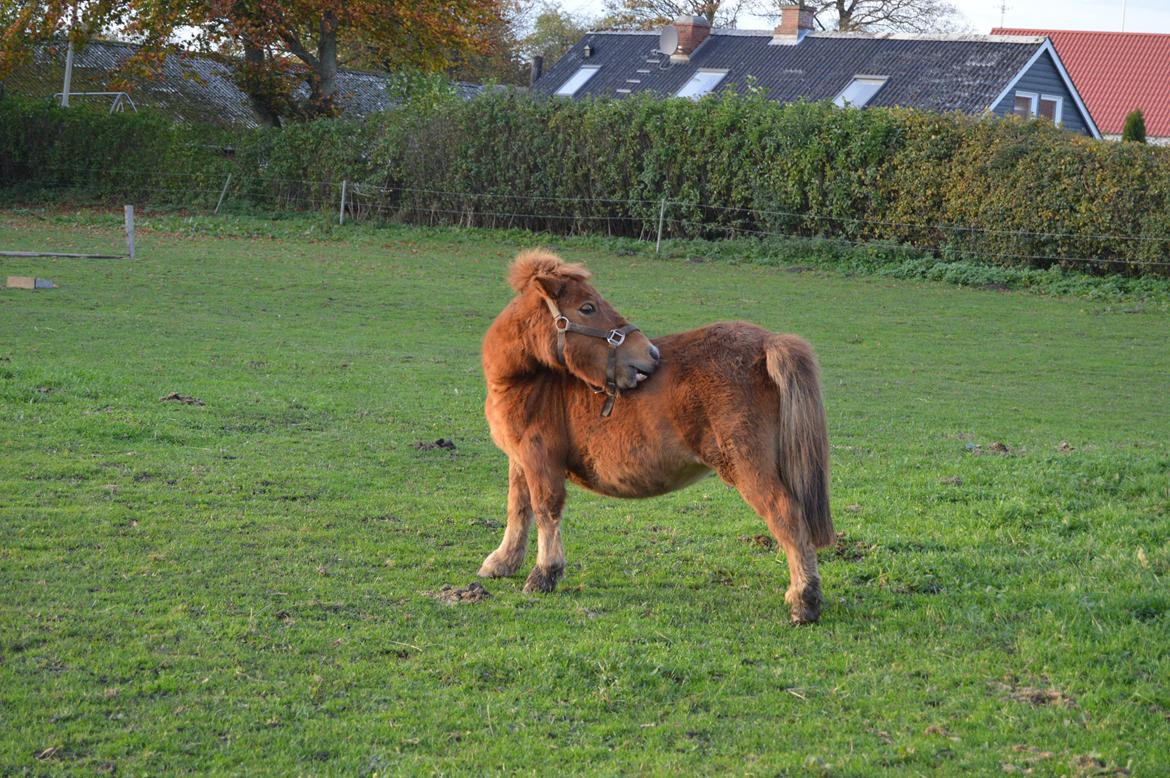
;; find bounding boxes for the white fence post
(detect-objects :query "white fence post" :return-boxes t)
[124,205,136,259]
[339,180,348,225]
[214,173,232,215]
[655,199,667,254]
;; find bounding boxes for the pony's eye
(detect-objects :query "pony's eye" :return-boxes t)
[579,303,596,315]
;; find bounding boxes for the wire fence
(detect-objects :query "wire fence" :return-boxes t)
[12,165,1170,274]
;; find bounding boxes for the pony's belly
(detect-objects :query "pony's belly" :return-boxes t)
[568,454,711,499]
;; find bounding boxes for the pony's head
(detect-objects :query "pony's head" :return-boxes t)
[508,250,660,392]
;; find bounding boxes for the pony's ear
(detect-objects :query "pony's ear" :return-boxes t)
[532,274,565,304]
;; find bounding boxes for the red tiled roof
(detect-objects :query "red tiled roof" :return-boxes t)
[992,28,1170,138]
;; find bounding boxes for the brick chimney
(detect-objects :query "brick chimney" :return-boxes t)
[671,15,712,61]
[772,3,815,44]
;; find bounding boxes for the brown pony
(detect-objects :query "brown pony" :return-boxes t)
[479,250,834,623]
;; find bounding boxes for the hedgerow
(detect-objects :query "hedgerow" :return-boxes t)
[3,89,1169,275]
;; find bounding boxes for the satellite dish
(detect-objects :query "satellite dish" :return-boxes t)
[659,25,679,56]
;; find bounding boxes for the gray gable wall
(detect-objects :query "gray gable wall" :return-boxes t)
[536,30,1096,135]
[990,48,1092,135]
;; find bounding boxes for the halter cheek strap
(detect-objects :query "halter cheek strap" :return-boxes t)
[544,299,640,418]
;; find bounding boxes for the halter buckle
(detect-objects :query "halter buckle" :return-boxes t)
[554,315,570,332]
[607,329,626,347]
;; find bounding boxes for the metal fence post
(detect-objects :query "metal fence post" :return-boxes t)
[214,173,232,215]
[655,199,667,254]
[339,180,348,225]
[124,205,136,259]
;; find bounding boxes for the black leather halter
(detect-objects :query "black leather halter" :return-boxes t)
[547,304,640,418]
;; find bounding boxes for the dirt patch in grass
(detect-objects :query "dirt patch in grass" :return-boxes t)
[160,392,204,406]
[414,438,456,452]
[965,441,1011,455]
[1070,754,1130,776]
[428,582,491,604]
[827,532,873,562]
[992,678,1077,708]
[739,534,775,552]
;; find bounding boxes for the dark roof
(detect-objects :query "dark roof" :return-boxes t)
[534,30,1049,115]
[3,40,489,127]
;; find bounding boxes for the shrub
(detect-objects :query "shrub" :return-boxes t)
[3,91,1170,276]
[1122,109,1147,143]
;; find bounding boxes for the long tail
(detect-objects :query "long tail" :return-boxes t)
[765,334,835,548]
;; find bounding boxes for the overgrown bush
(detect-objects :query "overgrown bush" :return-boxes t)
[3,90,1170,275]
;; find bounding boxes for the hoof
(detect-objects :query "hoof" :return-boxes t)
[478,553,523,579]
[787,580,823,625]
[523,565,563,593]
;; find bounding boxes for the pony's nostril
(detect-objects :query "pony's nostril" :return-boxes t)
[649,344,661,361]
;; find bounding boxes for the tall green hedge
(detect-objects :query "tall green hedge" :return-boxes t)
[3,91,1169,275]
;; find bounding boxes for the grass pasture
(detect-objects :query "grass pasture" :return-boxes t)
[1,212,1169,775]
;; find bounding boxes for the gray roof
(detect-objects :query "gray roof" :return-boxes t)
[534,30,1049,115]
[4,40,488,127]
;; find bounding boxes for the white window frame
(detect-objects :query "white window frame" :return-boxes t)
[832,76,888,108]
[1013,91,1038,117]
[1012,90,1063,125]
[554,65,601,97]
[676,69,728,100]
[1038,93,1064,125]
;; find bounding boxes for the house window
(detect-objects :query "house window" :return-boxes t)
[833,76,888,108]
[555,65,600,97]
[676,70,728,100]
[1013,93,1035,117]
[1038,95,1062,123]
[1013,91,1063,124]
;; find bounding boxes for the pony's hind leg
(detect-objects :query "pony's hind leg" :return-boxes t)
[733,469,823,624]
[478,460,533,578]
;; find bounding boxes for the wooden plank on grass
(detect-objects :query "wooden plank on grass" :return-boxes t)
[6,276,57,289]
[0,251,126,259]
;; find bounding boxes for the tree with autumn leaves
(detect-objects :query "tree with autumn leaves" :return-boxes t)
[0,0,509,121]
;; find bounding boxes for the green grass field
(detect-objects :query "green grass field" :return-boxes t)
[2,212,1168,775]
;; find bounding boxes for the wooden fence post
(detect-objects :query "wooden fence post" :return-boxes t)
[214,173,232,215]
[124,205,136,259]
[339,180,348,225]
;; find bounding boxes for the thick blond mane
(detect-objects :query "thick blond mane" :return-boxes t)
[508,250,591,293]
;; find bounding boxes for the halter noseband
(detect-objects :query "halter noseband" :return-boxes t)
[545,301,640,418]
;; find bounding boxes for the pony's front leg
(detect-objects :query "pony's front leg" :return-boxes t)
[478,460,533,578]
[521,469,567,593]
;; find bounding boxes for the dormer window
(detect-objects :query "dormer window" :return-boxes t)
[676,69,728,100]
[1013,91,1063,124]
[555,65,600,97]
[833,76,888,108]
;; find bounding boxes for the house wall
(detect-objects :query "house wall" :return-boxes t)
[991,50,1093,135]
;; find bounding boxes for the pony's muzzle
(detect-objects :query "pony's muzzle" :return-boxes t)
[619,336,661,390]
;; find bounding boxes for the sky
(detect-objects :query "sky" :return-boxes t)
[559,0,1170,35]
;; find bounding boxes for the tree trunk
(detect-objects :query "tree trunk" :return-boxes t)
[835,0,858,31]
[314,10,339,115]
[242,38,281,128]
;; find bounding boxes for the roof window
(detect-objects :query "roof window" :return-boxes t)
[555,65,601,97]
[833,76,888,108]
[676,69,728,100]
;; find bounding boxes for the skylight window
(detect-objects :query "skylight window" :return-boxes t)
[833,76,888,108]
[554,66,601,97]
[676,70,728,100]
